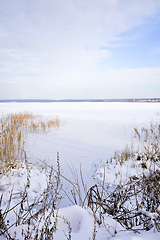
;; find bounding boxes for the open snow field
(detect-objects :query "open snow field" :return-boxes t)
[0,102,160,240]
[0,102,159,176]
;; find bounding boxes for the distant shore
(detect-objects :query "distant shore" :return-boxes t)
[0,98,160,103]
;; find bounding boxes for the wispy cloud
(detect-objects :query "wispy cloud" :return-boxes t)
[0,0,160,98]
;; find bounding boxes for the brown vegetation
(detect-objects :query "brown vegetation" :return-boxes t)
[0,112,59,175]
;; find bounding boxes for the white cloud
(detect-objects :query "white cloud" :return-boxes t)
[1,0,160,50]
[1,67,159,99]
[0,0,160,98]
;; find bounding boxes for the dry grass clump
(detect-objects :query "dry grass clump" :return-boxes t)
[87,122,160,233]
[0,153,63,240]
[88,170,160,232]
[133,124,160,171]
[0,112,60,175]
[113,145,135,166]
[111,122,160,172]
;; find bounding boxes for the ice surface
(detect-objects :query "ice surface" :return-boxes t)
[0,102,160,239]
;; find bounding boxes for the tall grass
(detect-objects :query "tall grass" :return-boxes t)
[87,122,160,232]
[0,112,60,175]
[0,153,63,239]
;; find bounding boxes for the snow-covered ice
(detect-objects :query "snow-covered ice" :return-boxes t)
[0,102,160,239]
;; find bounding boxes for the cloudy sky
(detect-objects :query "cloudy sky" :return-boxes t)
[0,0,160,99]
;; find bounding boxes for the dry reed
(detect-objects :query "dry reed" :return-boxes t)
[0,112,60,175]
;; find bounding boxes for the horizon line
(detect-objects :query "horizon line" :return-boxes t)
[0,98,160,103]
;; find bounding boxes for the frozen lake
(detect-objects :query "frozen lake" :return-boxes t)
[0,102,160,183]
[1,102,160,240]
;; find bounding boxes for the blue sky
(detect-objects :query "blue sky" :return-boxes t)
[0,0,160,99]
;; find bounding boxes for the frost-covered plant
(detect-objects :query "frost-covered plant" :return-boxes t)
[0,153,64,240]
[88,170,160,232]
[88,122,160,232]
